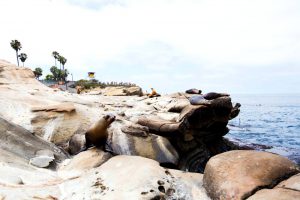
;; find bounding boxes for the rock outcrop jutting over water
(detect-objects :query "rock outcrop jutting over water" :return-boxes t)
[0,59,299,199]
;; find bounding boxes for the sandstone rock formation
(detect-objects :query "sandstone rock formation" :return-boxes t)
[0,59,242,171]
[1,60,299,199]
[0,117,68,167]
[0,156,210,200]
[203,150,299,200]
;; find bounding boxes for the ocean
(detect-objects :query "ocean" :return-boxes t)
[226,94,300,165]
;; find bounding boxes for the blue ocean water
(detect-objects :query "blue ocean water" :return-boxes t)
[226,94,300,165]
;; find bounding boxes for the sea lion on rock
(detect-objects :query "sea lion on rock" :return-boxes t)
[85,114,116,149]
[189,95,211,105]
[148,88,161,98]
[203,92,229,100]
[185,88,202,94]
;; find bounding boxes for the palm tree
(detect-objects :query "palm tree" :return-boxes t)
[52,51,60,68]
[10,40,22,66]
[33,67,43,80]
[61,56,67,70]
[58,55,67,81]
[19,53,27,67]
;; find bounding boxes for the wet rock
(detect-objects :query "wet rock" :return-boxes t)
[203,150,299,200]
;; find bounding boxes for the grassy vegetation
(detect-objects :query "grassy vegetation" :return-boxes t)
[75,79,137,90]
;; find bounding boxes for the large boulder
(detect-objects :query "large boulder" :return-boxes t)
[203,150,299,200]
[124,86,143,96]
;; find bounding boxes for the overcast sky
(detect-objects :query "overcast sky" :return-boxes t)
[0,0,299,94]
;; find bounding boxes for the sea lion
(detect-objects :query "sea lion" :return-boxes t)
[203,92,229,100]
[185,88,202,94]
[76,86,83,94]
[189,95,211,105]
[148,88,161,98]
[85,114,116,149]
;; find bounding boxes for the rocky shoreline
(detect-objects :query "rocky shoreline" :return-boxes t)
[0,59,299,199]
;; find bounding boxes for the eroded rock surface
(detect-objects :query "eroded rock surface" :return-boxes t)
[203,150,299,200]
[0,117,68,165]
[0,156,210,200]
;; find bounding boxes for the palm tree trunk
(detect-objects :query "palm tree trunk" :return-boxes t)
[59,63,62,82]
[54,58,56,67]
[23,62,24,67]
[16,51,19,67]
[64,65,68,90]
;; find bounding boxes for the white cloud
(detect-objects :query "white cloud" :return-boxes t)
[0,0,300,93]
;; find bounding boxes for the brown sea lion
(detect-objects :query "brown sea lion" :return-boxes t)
[76,86,83,94]
[85,114,116,149]
[148,88,161,98]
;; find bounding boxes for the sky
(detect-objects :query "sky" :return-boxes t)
[0,0,300,94]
